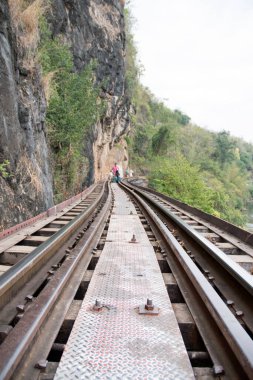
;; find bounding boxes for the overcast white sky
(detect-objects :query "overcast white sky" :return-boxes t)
[130,0,253,143]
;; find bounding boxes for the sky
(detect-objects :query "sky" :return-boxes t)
[130,0,253,143]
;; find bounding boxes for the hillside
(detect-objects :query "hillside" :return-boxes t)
[124,8,253,227]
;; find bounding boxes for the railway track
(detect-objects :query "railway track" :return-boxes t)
[121,181,253,379]
[0,181,252,379]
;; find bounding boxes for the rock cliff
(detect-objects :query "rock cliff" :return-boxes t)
[0,0,130,230]
[50,0,130,183]
[0,0,53,230]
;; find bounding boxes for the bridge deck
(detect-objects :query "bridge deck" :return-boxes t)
[55,184,194,379]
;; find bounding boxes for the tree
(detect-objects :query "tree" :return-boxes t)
[174,109,191,125]
[213,130,236,167]
[152,125,175,155]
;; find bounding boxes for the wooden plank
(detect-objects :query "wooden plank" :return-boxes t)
[0,265,11,273]
[228,255,253,273]
[82,270,94,282]
[5,246,35,254]
[65,300,83,320]
[228,255,253,263]
[24,236,49,242]
[162,272,176,285]
[50,220,69,225]
[40,228,60,232]
[58,216,75,220]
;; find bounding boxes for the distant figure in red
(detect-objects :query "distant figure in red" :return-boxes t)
[112,163,119,176]
[112,163,121,183]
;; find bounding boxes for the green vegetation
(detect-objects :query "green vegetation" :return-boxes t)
[0,160,10,179]
[125,8,253,227]
[38,18,104,201]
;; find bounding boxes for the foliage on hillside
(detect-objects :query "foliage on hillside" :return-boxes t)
[38,17,104,202]
[125,8,253,226]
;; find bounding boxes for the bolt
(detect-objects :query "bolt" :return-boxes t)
[208,276,215,282]
[35,360,48,371]
[213,365,224,376]
[204,269,210,275]
[47,270,54,275]
[25,295,33,302]
[236,310,244,317]
[226,300,234,307]
[131,234,137,243]
[93,300,103,311]
[16,305,25,312]
[145,299,154,311]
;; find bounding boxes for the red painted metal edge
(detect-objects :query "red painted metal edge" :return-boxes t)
[0,187,91,241]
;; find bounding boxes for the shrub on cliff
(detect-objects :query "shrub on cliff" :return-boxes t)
[38,17,104,201]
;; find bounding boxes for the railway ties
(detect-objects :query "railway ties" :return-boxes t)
[0,184,103,272]
[128,182,253,274]
[0,182,109,380]
[55,184,194,379]
[0,181,253,379]
[121,181,253,379]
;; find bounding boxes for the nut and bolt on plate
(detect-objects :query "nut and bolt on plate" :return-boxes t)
[130,234,137,243]
[93,299,103,312]
[139,298,159,315]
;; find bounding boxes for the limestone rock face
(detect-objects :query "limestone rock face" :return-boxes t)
[51,0,131,183]
[0,0,53,230]
[0,0,130,230]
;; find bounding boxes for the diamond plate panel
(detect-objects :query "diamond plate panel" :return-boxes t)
[55,184,194,379]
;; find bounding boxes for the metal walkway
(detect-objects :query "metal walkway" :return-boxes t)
[55,184,194,379]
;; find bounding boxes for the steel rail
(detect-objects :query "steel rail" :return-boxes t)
[129,181,253,246]
[122,184,253,379]
[0,183,105,309]
[0,183,111,380]
[123,182,253,296]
